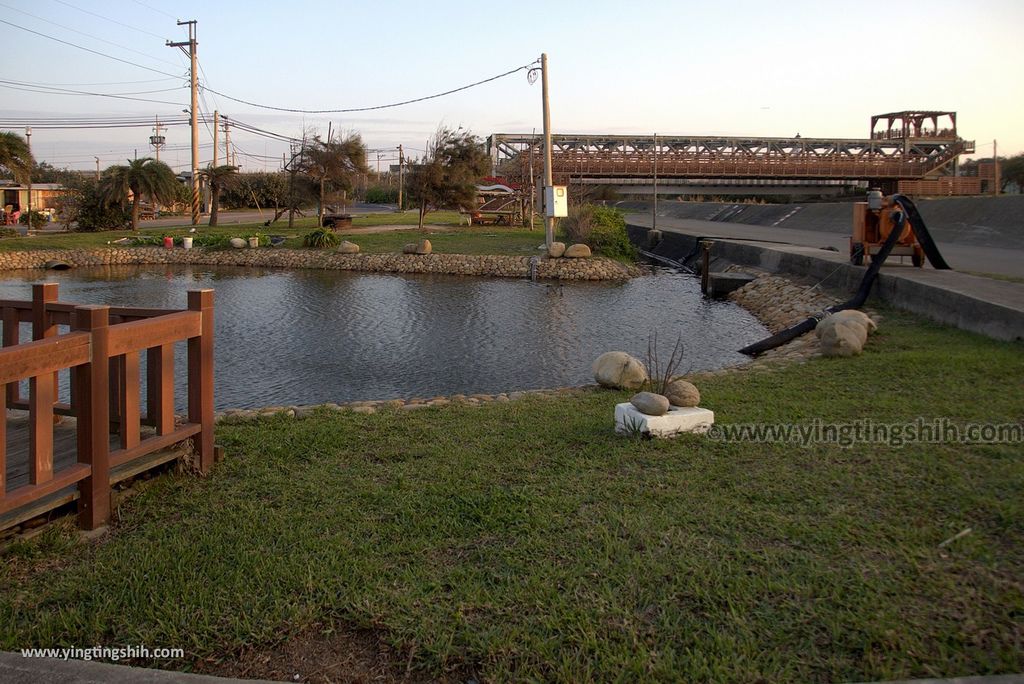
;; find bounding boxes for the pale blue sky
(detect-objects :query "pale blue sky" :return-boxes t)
[2,0,1021,172]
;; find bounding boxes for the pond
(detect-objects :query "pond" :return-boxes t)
[0,265,768,409]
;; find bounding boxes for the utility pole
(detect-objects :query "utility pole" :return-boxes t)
[993,139,1000,196]
[213,110,219,167]
[94,157,100,181]
[540,52,554,248]
[150,116,166,162]
[652,132,658,232]
[223,115,232,167]
[397,144,404,211]
[168,19,199,226]
[24,126,31,224]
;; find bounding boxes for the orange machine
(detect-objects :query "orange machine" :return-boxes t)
[850,191,925,267]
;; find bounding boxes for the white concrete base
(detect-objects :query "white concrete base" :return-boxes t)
[615,403,715,438]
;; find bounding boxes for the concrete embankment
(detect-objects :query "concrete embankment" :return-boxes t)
[0,247,640,281]
[628,222,1024,342]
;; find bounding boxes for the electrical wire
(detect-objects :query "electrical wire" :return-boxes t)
[0,81,186,106]
[132,0,177,21]
[199,59,539,114]
[0,1,185,69]
[0,19,184,79]
[51,0,170,39]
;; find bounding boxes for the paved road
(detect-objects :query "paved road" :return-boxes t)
[629,214,1024,279]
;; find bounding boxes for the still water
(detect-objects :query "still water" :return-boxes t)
[0,265,768,409]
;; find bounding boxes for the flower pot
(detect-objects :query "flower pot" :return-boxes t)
[163,236,173,249]
[182,236,193,249]
[248,237,259,248]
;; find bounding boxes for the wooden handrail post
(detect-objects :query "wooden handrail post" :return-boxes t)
[31,283,58,341]
[74,305,110,530]
[187,290,214,474]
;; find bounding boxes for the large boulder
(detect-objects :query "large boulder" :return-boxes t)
[816,317,866,357]
[337,240,360,254]
[630,391,670,416]
[402,243,417,254]
[664,379,700,407]
[829,309,877,334]
[564,243,592,258]
[593,351,648,390]
[547,241,566,258]
[415,239,432,255]
[229,237,246,249]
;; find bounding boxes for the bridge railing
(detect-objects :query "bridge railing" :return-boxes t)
[0,284,214,531]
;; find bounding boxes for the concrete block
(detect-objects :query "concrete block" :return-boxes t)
[709,272,756,297]
[615,403,715,438]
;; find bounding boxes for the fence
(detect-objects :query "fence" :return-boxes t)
[0,283,214,531]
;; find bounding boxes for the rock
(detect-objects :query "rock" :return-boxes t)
[665,379,700,407]
[337,240,360,254]
[592,351,648,390]
[828,309,877,334]
[229,237,246,249]
[630,391,670,416]
[564,243,592,258]
[548,241,566,258]
[402,243,417,254]
[817,318,865,357]
[415,239,432,255]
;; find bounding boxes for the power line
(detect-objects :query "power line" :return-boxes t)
[0,1,184,69]
[51,0,171,39]
[199,59,539,114]
[0,80,187,107]
[132,0,177,21]
[0,18,184,79]
[10,77,181,87]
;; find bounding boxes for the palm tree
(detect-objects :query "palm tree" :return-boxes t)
[99,158,179,231]
[200,164,239,226]
[0,131,34,183]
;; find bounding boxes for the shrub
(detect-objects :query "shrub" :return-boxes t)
[303,228,339,249]
[18,210,48,230]
[364,185,399,204]
[0,227,19,238]
[75,185,130,232]
[564,205,635,260]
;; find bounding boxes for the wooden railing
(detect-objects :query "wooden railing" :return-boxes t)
[0,284,214,530]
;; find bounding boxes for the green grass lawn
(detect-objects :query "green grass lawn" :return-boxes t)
[0,210,547,256]
[1,309,1021,682]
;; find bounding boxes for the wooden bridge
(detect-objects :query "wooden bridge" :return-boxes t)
[0,284,214,532]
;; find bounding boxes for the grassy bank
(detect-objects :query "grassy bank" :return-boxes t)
[0,210,546,254]
[1,309,1021,682]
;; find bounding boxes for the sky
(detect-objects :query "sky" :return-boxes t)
[1,0,1021,173]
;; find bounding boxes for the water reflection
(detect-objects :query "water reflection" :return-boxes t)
[0,265,768,409]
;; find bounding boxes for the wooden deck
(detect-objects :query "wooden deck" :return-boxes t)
[1,410,189,530]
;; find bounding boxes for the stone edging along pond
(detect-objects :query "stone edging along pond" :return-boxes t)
[0,247,643,281]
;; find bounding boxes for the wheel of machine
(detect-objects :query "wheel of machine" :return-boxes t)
[850,242,865,266]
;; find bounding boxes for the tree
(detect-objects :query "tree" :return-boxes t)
[406,126,491,231]
[200,164,239,226]
[98,158,179,231]
[0,131,34,183]
[298,132,368,227]
[1000,154,1024,193]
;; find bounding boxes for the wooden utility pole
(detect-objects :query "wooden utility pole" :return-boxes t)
[212,110,219,167]
[167,20,199,225]
[397,144,404,210]
[151,116,166,162]
[23,126,32,226]
[541,52,554,248]
[223,116,232,167]
[993,139,1000,196]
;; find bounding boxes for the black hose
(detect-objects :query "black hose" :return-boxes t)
[738,210,910,356]
[892,194,951,270]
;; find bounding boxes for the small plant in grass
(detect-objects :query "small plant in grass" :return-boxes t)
[304,228,339,249]
[644,331,687,395]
